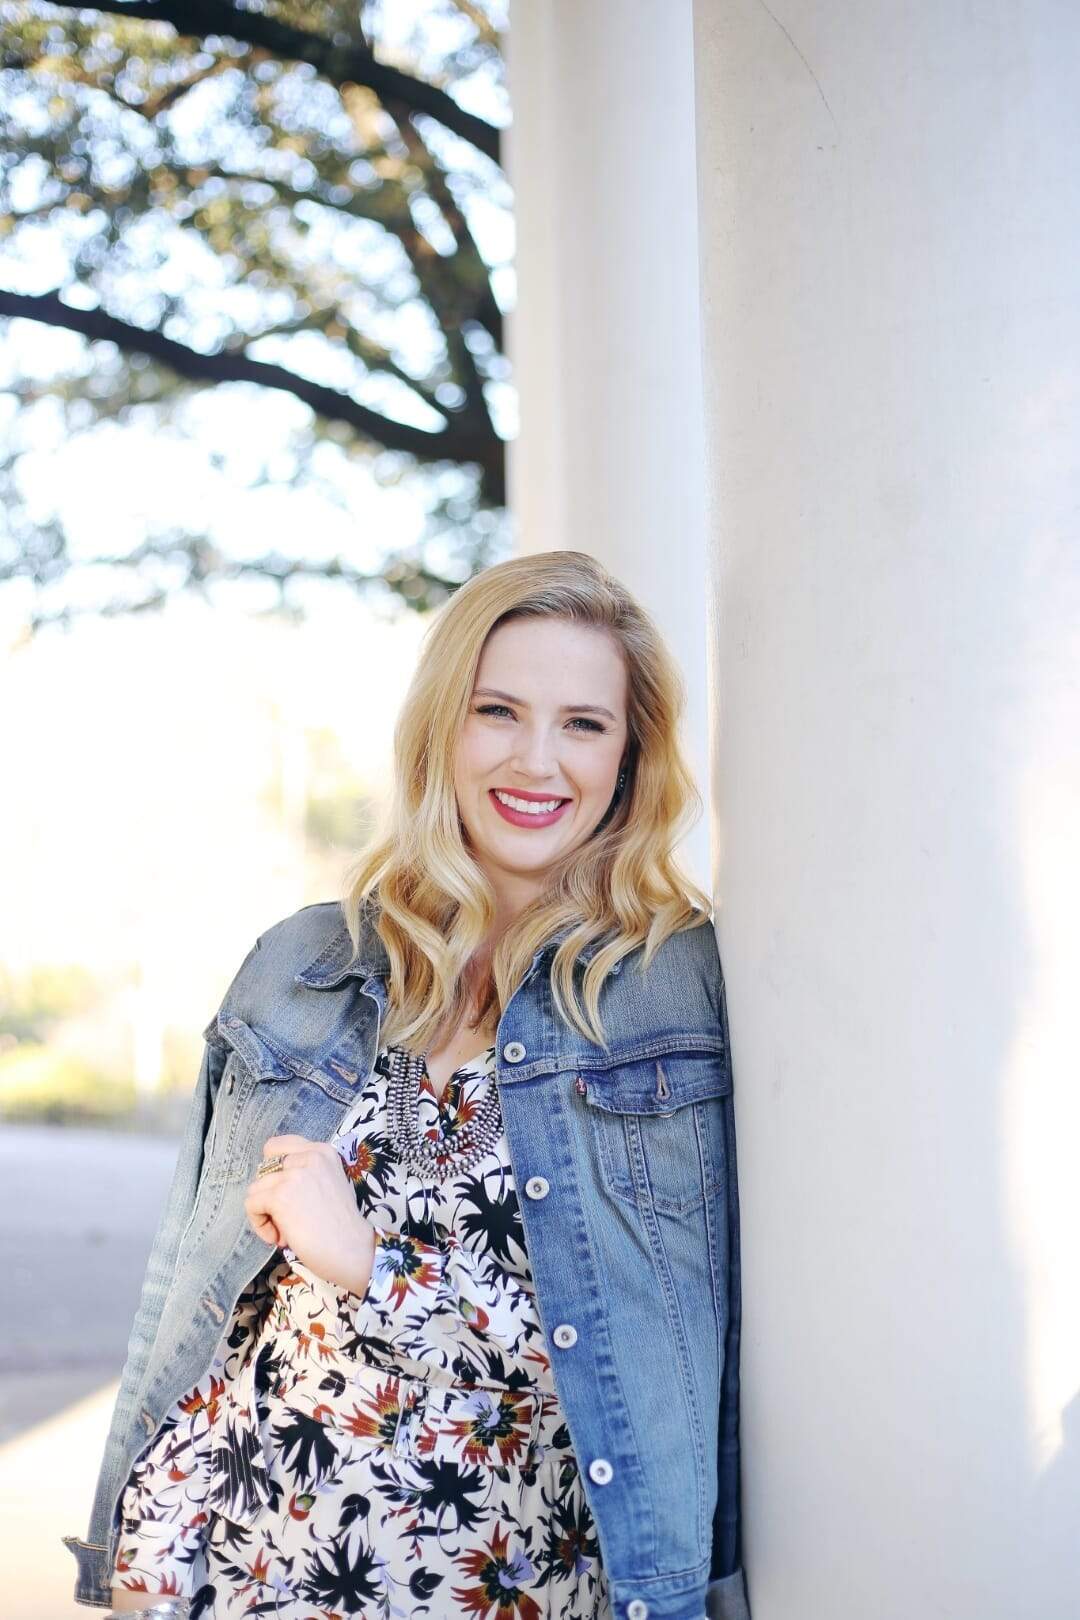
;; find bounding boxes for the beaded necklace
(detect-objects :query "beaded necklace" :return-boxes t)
[384,1042,503,1183]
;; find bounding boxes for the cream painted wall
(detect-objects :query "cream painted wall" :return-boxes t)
[508,0,1080,1613]
[693,2,1080,1615]
[505,0,711,894]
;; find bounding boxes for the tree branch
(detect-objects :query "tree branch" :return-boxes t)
[449,1,502,51]
[386,104,504,355]
[7,535,463,631]
[38,0,502,161]
[138,54,235,118]
[0,289,504,501]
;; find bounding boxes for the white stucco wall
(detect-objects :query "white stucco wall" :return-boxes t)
[505,0,711,893]
[692,3,1080,1615]
[507,1,1080,1613]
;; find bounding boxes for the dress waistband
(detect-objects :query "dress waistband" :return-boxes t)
[268,1259,572,1462]
[204,1256,577,1528]
[356,1369,568,1472]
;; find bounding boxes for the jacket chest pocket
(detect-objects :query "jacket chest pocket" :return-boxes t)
[196,1045,285,1192]
[583,1048,730,1217]
[207,1016,364,1187]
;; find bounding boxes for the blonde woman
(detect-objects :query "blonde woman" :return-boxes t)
[64,550,750,1620]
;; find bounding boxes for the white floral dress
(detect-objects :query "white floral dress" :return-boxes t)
[112,1043,613,1620]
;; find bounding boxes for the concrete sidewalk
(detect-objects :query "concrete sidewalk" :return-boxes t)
[1,1377,118,1619]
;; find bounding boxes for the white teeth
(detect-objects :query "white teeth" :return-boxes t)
[493,790,566,815]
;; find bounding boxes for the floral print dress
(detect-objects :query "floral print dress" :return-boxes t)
[112,1043,613,1620]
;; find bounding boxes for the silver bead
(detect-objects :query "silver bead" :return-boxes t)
[383,1043,504,1182]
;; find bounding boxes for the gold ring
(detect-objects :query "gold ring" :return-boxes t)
[255,1153,286,1178]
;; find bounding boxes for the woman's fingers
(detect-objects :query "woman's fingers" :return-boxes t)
[260,1133,332,1160]
[248,1208,281,1245]
[244,1142,309,1245]
[242,1172,284,1246]
[243,1133,351,1255]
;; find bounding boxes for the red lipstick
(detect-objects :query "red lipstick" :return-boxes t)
[488,788,571,829]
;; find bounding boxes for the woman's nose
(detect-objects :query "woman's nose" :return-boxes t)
[509,727,561,776]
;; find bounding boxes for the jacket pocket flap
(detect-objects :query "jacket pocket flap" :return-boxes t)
[583,1049,731,1115]
[214,1012,301,1085]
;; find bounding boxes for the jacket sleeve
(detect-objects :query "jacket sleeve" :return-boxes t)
[706,946,752,1619]
[109,1271,271,1601]
[96,944,263,1472]
[63,939,265,1607]
[117,1031,225,1397]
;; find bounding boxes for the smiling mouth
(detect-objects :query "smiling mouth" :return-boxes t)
[488,788,571,827]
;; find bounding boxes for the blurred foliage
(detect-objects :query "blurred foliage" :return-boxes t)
[0,1038,134,1122]
[305,786,377,848]
[302,720,378,846]
[0,0,512,634]
[0,964,131,1124]
[0,958,97,1041]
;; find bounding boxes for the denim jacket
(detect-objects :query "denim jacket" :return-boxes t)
[63,899,750,1620]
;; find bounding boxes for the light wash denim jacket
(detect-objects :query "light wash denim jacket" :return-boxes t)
[63,899,750,1620]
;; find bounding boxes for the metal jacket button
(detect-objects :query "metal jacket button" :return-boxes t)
[502,1041,526,1063]
[524,1176,549,1199]
[552,1322,578,1348]
[588,1457,614,1485]
[627,1602,649,1620]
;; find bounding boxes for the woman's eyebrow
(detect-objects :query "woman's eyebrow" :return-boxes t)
[473,687,616,722]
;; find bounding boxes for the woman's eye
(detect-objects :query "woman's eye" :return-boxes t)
[474,704,604,734]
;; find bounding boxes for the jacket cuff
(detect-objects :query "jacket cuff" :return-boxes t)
[284,1228,448,1333]
[356,1227,447,1321]
[705,1566,752,1620]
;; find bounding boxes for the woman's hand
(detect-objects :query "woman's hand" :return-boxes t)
[243,1134,378,1296]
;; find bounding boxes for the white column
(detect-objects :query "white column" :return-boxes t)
[693,3,1080,1615]
[505,0,710,891]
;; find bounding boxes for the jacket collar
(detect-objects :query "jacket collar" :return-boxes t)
[294,905,617,990]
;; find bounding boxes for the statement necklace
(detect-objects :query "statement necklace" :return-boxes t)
[384,1042,503,1182]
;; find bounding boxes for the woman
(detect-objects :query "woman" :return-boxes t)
[64,550,750,1620]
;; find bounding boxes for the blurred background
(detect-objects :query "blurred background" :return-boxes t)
[1,0,511,1126]
[0,3,511,1611]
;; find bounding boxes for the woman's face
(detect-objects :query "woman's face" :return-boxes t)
[453,617,630,909]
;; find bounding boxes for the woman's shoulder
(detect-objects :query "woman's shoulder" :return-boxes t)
[623,909,725,1021]
[250,898,352,972]
[207,899,365,1035]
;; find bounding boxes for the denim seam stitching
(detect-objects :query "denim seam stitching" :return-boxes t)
[629,1116,712,1559]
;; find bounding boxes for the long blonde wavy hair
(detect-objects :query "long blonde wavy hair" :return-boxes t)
[341,550,712,1053]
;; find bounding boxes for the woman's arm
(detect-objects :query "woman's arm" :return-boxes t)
[242,1134,545,1371]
